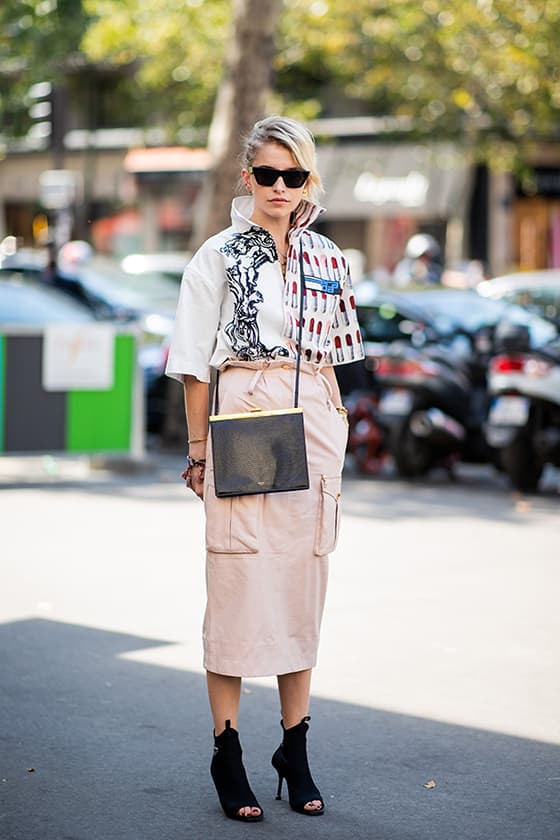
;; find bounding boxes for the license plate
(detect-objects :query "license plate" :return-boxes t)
[378,389,413,415]
[488,396,530,426]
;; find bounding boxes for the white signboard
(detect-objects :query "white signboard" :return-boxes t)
[42,325,115,391]
[353,170,429,208]
[39,170,82,210]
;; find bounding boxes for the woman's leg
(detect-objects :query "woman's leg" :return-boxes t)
[277,668,312,729]
[276,669,322,813]
[207,670,242,734]
[207,670,262,820]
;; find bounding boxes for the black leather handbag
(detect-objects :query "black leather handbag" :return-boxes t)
[209,243,309,498]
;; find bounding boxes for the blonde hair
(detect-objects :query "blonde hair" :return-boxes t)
[242,116,324,203]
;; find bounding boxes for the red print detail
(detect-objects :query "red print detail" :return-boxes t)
[331,257,338,269]
[356,329,362,343]
[349,295,356,310]
[303,250,311,264]
[334,335,342,348]
[316,321,323,335]
[339,299,346,312]
[345,334,353,346]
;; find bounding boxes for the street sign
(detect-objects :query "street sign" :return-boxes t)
[38,169,81,210]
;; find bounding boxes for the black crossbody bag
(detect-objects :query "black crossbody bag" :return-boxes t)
[209,242,310,498]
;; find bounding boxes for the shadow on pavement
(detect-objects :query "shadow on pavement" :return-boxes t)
[1,618,558,840]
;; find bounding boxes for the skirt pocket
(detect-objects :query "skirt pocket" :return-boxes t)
[313,474,342,556]
[205,470,261,554]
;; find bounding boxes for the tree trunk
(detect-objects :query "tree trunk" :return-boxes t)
[195,0,283,244]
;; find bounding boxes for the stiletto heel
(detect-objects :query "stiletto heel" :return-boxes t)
[271,716,324,816]
[275,770,284,800]
[210,720,263,822]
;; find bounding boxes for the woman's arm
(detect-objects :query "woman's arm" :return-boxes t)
[183,375,210,499]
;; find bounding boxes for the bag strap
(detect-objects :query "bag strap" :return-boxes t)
[213,237,305,415]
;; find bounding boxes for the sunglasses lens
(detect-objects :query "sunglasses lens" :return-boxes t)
[284,170,309,188]
[251,167,309,188]
[252,168,277,186]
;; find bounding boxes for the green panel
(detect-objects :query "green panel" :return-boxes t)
[66,335,135,452]
[0,336,4,452]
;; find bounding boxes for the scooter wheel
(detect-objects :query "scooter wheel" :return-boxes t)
[501,434,543,492]
[393,422,434,478]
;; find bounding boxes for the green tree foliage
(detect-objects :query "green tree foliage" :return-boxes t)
[2,0,560,165]
[276,0,560,164]
[81,0,231,139]
[0,0,92,137]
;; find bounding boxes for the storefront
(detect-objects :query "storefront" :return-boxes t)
[514,161,560,270]
[315,142,472,275]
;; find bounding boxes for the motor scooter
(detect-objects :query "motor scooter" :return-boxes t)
[373,330,495,478]
[485,323,560,491]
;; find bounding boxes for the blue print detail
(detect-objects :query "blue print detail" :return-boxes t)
[304,276,342,295]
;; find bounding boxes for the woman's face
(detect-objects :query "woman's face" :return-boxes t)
[242,142,308,229]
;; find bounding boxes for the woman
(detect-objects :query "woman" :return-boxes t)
[166,115,363,822]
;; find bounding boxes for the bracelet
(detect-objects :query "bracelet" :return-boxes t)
[181,455,206,487]
[336,406,349,417]
[188,436,208,444]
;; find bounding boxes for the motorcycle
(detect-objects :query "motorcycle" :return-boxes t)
[345,390,388,475]
[373,329,495,478]
[485,323,560,492]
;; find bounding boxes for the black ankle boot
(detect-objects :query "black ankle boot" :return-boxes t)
[271,716,324,816]
[210,720,263,822]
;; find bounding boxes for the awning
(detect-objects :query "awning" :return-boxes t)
[124,147,210,173]
[316,142,471,220]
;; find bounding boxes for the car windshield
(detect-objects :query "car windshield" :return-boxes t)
[405,289,557,347]
[63,258,180,313]
[0,278,96,324]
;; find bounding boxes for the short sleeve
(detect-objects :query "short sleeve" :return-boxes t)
[165,243,226,383]
[326,263,364,366]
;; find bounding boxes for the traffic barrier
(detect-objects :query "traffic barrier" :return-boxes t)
[0,327,144,456]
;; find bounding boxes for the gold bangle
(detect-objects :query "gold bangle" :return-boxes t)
[336,406,348,417]
[188,436,208,444]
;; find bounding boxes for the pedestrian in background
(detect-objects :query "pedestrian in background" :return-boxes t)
[166,115,363,822]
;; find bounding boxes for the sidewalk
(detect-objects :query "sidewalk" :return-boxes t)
[1,451,559,840]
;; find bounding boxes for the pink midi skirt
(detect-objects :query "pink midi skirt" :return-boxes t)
[202,360,348,678]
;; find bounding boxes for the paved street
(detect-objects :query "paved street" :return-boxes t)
[1,452,559,840]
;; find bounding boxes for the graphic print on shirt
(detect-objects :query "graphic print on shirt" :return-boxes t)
[281,231,362,365]
[220,229,288,361]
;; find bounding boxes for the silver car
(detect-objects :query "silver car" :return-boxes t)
[477,269,560,327]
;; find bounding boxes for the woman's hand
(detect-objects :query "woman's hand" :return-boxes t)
[182,376,209,500]
[182,441,206,499]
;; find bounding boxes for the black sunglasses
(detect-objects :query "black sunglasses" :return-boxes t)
[249,166,310,189]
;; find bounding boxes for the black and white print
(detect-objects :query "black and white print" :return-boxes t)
[220,228,288,361]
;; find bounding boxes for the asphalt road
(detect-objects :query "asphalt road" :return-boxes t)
[0,453,558,840]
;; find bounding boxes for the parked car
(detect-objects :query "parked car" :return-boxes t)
[401,288,557,348]
[120,252,189,283]
[0,272,97,325]
[477,269,560,327]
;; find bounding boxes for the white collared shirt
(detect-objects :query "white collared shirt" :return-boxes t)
[166,196,364,383]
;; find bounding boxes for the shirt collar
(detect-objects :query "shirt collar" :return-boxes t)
[230,195,325,235]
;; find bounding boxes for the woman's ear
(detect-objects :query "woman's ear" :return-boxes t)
[241,169,252,193]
